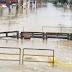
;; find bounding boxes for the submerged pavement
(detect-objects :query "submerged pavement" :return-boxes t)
[0,2,72,72]
[0,38,72,71]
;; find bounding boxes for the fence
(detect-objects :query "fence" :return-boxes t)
[0,47,21,64]
[0,47,54,66]
[0,30,72,40]
[21,32,45,40]
[46,32,69,39]
[0,31,19,39]
[42,26,72,40]
[22,48,54,67]
[42,26,72,33]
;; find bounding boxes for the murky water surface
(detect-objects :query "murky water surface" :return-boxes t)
[0,3,72,32]
[0,2,72,72]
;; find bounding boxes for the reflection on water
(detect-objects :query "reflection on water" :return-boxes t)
[0,38,72,62]
[0,2,72,32]
[0,2,72,61]
[0,38,72,70]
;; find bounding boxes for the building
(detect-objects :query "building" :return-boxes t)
[0,0,6,3]
[11,0,18,3]
[0,0,18,3]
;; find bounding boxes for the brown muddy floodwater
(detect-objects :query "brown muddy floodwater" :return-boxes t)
[0,2,72,72]
[0,2,72,32]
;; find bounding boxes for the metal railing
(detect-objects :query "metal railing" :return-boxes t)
[0,30,72,40]
[46,32,69,39]
[0,47,55,66]
[42,26,72,33]
[0,47,21,64]
[0,31,19,39]
[22,48,54,67]
[21,32,45,40]
[42,26,72,40]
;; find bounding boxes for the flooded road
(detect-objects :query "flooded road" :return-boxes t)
[0,3,72,32]
[0,2,72,72]
[0,38,72,72]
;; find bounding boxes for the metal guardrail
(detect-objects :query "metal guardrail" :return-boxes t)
[0,30,72,40]
[0,31,19,39]
[0,47,21,64]
[46,32,69,39]
[22,48,54,67]
[21,32,45,40]
[0,47,55,66]
[42,26,72,40]
[42,25,72,33]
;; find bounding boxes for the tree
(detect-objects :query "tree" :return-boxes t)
[55,0,59,2]
[54,0,67,4]
[59,0,67,4]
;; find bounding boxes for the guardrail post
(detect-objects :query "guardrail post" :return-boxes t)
[19,49,21,65]
[22,49,24,65]
[67,33,69,40]
[6,33,8,37]
[53,50,54,67]
[43,33,45,40]
[21,32,23,39]
[70,34,72,40]
[46,33,47,40]
[67,33,72,40]
[17,31,19,39]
